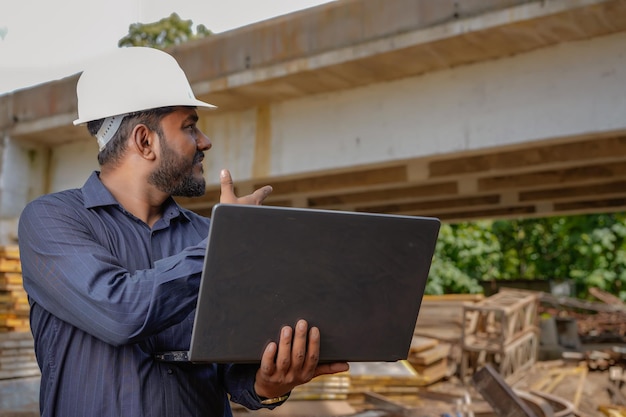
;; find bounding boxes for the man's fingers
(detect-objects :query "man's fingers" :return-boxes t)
[259,341,278,376]
[219,168,233,185]
[291,320,308,369]
[275,325,293,372]
[300,325,320,379]
[219,169,236,203]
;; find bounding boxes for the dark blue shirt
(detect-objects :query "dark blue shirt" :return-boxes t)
[18,172,269,417]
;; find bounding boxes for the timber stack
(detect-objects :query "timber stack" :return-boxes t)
[0,246,29,332]
[0,246,38,380]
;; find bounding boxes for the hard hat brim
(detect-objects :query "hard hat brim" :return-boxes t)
[73,99,217,126]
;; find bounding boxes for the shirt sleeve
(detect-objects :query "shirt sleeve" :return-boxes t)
[18,196,206,346]
[223,364,290,410]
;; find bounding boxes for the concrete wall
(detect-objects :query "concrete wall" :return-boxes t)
[44,31,626,186]
[0,137,47,244]
[194,31,625,183]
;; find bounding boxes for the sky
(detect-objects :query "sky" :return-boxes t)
[0,0,334,94]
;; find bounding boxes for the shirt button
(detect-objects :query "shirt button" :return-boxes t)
[167,368,173,375]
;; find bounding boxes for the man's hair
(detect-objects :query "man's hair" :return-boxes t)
[87,107,175,166]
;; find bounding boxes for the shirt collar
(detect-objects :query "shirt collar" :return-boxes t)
[81,171,192,223]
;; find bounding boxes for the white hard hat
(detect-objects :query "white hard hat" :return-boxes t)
[73,47,215,126]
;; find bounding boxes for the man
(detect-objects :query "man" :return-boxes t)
[18,47,348,417]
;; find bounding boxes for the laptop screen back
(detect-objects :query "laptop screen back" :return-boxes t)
[189,204,440,363]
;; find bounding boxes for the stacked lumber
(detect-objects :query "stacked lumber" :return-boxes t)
[0,331,39,379]
[347,361,423,395]
[294,361,426,399]
[0,246,29,333]
[0,246,39,381]
[290,372,350,400]
[291,360,433,402]
[413,294,484,343]
[407,336,451,386]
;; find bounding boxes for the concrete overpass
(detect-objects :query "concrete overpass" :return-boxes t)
[1,0,626,243]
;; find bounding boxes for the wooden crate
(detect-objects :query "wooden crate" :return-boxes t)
[462,288,539,351]
[460,329,538,381]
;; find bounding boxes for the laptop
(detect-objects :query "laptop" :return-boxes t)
[156,203,440,364]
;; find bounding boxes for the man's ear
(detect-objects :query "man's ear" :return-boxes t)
[131,124,157,160]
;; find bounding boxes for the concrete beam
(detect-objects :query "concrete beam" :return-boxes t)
[4,0,625,143]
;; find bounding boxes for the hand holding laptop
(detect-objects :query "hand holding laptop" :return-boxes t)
[254,319,349,401]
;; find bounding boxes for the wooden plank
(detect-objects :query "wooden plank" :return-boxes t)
[525,390,575,417]
[409,336,438,354]
[598,405,626,417]
[530,365,587,408]
[0,246,20,259]
[410,343,449,366]
[589,287,626,309]
[0,259,21,273]
[410,358,448,385]
[0,274,23,285]
[422,294,485,302]
[0,367,40,379]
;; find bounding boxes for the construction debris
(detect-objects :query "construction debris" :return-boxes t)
[540,289,626,344]
[472,363,540,417]
[1,249,626,417]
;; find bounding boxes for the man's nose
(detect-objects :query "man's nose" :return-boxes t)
[197,130,212,151]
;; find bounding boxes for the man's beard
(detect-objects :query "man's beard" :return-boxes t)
[148,135,206,197]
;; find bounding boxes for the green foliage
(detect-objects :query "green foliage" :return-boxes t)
[427,212,626,300]
[426,222,498,295]
[118,13,212,49]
